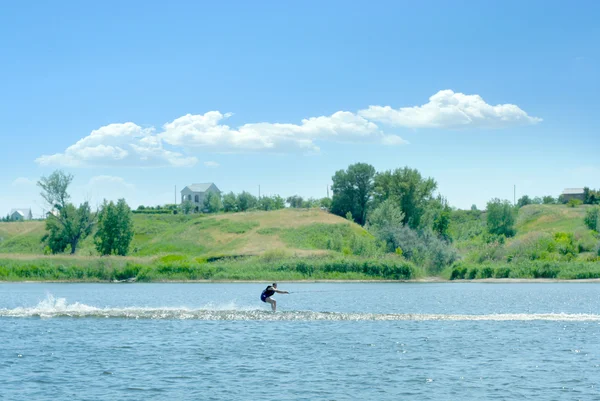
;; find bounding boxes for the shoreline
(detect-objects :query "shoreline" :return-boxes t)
[3,277,600,284]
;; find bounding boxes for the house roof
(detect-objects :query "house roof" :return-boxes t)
[183,183,217,193]
[10,208,31,217]
[562,188,585,195]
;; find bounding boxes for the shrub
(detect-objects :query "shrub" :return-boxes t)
[486,199,516,237]
[584,207,600,231]
[568,199,582,208]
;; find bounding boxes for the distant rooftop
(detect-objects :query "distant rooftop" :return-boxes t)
[562,188,585,195]
[185,183,215,192]
[10,208,31,216]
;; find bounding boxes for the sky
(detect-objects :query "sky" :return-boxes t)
[1,0,599,217]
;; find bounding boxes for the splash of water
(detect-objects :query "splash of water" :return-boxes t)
[1,295,599,321]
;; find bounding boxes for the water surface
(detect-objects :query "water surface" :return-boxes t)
[1,283,599,400]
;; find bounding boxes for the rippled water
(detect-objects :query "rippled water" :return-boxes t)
[1,282,600,400]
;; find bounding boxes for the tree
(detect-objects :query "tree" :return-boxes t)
[319,197,332,210]
[43,202,94,254]
[37,170,73,210]
[222,192,238,212]
[542,196,556,205]
[38,171,94,254]
[486,198,516,237]
[95,199,134,256]
[373,167,437,229]
[584,206,600,231]
[286,195,305,208]
[330,163,376,226]
[517,195,532,208]
[471,204,478,211]
[181,200,194,214]
[237,191,257,211]
[203,192,222,213]
[257,195,285,211]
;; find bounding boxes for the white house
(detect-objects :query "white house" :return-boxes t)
[181,183,221,211]
[10,208,32,221]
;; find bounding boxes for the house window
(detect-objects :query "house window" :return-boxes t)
[188,195,192,201]
[195,195,199,203]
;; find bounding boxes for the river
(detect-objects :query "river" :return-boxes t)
[1,282,599,400]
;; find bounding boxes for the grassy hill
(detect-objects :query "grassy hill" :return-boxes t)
[449,204,600,280]
[0,208,376,258]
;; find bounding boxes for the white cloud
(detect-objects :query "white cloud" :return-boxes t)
[11,177,35,187]
[359,90,542,129]
[34,90,538,168]
[204,161,220,168]
[159,110,403,152]
[86,175,135,190]
[36,123,198,167]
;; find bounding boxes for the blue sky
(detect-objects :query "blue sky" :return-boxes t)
[1,0,598,217]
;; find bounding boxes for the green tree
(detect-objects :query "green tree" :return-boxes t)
[486,198,516,237]
[330,163,376,226]
[37,170,73,209]
[319,197,332,210]
[286,195,305,208]
[542,196,556,204]
[471,204,478,211]
[38,171,94,254]
[584,207,600,231]
[373,167,437,229]
[259,195,285,211]
[95,199,134,256]
[181,200,194,214]
[43,202,94,254]
[517,195,532,208]
[222,192,238,212]
[203,192,222,213]
[237,191,257,211]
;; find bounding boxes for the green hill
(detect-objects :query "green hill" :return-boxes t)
[0,208,375,258]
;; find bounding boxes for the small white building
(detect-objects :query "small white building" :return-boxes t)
[181,183,221,212]
[10,208,32,221]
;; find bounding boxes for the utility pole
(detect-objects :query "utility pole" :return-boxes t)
[514,185,516,206]
[258,185,261,199]
[327,185,329,198]
[174,185,177,205]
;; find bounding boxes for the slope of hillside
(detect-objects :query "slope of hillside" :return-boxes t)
[0,208,373,258]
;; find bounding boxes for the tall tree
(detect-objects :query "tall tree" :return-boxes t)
[486,198,516,237]
[95,199,134,256]
[222,192,238,212]
[237,191,258,211]
[330,163,376,226]
[38,171,94,254]
[373,167,437,228]
[203,192,222,213]
[37,170,73,210]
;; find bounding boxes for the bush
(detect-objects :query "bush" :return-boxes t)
[584,207,600,231]
[568,199,582,208]
[486,199,516,237]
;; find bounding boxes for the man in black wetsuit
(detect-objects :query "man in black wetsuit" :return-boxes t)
[260,283,289,312]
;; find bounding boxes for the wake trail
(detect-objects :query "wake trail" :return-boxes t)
[1,295,599,322]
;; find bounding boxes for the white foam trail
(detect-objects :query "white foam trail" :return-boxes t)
[1,295,599,321]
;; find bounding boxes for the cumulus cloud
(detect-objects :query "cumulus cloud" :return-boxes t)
[359,90,542,129]
[35,90,538,167]
[36,123,198,167]
[204,161,220,168]
[158,110,400,152]
[86,175,135,190]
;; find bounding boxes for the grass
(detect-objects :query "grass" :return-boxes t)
[0,209,362,258]
[1,204,599,281]
[0,254,418,282]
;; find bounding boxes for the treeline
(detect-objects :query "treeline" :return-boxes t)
[136,193,332,215]
[516,187,600,209]
[329,163,457,273]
